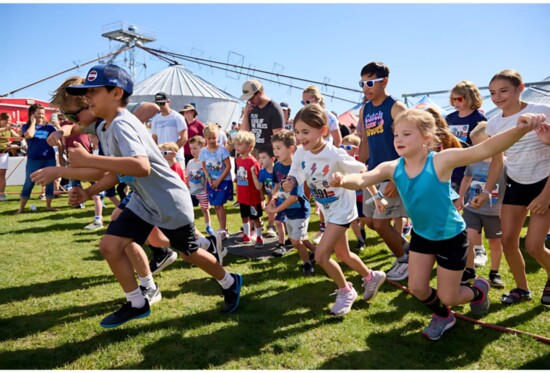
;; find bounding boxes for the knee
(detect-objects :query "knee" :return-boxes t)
[314,251,331,266]
[409,283,430,300]
[524,240,543,258]
[371,220,389,233]
[99,237,119,259]
[438,292,459,306]
[365,219,375,230]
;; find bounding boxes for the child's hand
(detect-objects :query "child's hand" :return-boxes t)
[534,122,550,145]
[211,179,220,190]
[67,142,91,168]
[469,193,487,209]
[375,198,388,214]
[517,113,546,131]
[47,130,66,148]
[329,172,344,187]
[30,167,61,186]
[454,197,465,212]
[68,186,89,207]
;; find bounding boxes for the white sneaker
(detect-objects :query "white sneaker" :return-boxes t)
[474,247,488,267]
[313,231,324,245]
[363,271,386,301]
[0,194,8,201]
[386,261,409,281]
[330,282,358,317]
[265,227,277,238]
[84,220,104,230]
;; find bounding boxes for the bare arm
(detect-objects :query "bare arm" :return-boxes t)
[241,104,253,131]
[250,165,263,191]
[356,105,369,164]
[23,117,36,139]
[455,175,473,211]
[31,166,106,186]
[68,171,119,207]
[330,160,395,190]
[134,102,160,123]
[176,129,188,149]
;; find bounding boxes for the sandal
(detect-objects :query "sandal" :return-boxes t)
[501,288,532,305]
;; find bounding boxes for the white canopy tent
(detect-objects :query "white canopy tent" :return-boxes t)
[131,64,241,131]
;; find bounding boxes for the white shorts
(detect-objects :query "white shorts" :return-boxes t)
[0,153,9,170]
[286,217,310,241]
[363,181,407,220]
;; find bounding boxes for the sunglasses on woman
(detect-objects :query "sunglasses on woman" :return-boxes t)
[451,96,465,103]
[358,78,384,88]
[62,106,89,123]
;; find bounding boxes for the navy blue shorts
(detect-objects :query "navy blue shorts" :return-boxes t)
[106,208,199,255]
[207,180,234,206]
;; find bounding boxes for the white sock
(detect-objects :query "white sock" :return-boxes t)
[94,216,102,222]
[217,271,235,290]
[243,222,250,236]
[397,254,408,263]
[125,287,145,308]
[139,274,155,290]
[255,227,263,237]
[196,236,210,250]
[474,245,485,252]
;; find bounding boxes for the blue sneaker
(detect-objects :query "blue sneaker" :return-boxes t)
[471,278,491,315]
[100,300,150,329]
[422,311,456,341]
[206,225,215,236]
[222,273,242,313]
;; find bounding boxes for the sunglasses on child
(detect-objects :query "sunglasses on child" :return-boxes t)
[162,150,175,155]
[301,99,316,106]
[451,96,465,103]
[358,78,384,88]
[339,144,358,150]
[62,106,89,123]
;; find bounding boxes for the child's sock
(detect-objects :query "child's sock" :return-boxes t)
[363,271,373,282]
[339,282,352,293]
[397,253,408,263]
[125,287,145,308]
[242,222,250,236]
[138,274,155,290]
[421,288,450,318]
[217,271,235,290]
[255,227,263,237]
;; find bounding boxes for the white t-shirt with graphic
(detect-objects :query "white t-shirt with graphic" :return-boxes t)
[289,143,365,225]
[186,159,206,196]
[150,110,188,162]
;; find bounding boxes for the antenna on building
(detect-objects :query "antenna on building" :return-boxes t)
[101,21,156,82]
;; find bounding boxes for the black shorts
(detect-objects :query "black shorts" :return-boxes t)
[239,203,263,219]
[503,176,549,207]
[106,208,199,255]
[409,229,468,271]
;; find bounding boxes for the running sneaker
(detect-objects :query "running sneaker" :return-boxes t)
[236,234,252,244]
[309,251,316,265]
[84,219,104,230]
[140,283,162,305]
[149,248,178,275]
[99,300,151,329]
[470,278,491,315]
[489,272,505,289]
[422,311,456,341]
[222,273,243,313]
[363,270,386,301]
[254,236,264,249]
[265,226,277,238]
[206,225,215,236]
[301,262,314,276]
[474,247,488,267]
[330,283,358,317]
[386,261,408,281]
[272,244,287,257]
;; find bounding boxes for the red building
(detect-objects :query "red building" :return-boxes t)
[0,97,58,126]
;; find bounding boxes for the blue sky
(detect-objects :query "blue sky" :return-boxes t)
[1,3,549,117]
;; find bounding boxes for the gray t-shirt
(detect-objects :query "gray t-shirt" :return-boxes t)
[464,160,506,216]
[97,109,194,229]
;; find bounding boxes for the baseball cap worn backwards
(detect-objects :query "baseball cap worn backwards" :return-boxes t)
[239,80,263,101]
[65,64,133,96]
[154,92,168,103]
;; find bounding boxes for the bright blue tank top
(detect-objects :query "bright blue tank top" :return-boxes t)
[393,152,466,241]
[362,95,400,170]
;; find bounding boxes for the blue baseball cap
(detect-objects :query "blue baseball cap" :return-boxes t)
[65,64,133,96]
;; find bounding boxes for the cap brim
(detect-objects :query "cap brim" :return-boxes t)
[239,93,254,101]
[65,84,104,95]
[281,107,290,111]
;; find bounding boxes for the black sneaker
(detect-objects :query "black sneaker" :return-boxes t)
[542,279,550,307]
[206,232,224,266]
[309,251,316,265]
[301,262,315,276]
[285,238,292,247]
[99,300,151,329]
[222,273,242,313]
[149,248,178,275]
[461,268,476,285]
[272,244,287,257]
[140,283,162,305]
[489,272,505,289]
[355,240,366,251]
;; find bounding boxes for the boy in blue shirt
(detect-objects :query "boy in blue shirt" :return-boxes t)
[65,64,242,328]
[267,130,316,274]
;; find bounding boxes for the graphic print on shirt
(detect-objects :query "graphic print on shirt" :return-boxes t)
[250,113,267,144]
[274,168,301,210]
[469,166,500,206]
[205,160,223,178]
[236,166,249,186]
[364,111,385,137]
[189,169,205,185]
[448,124,470,142]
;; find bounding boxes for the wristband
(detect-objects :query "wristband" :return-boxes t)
[365,191,384,205]
[481,190,492,207]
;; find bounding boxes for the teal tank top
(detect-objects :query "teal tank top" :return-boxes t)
[393,152,466,241]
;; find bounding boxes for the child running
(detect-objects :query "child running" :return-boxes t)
[282,104,386,316]
[330,108,546,339]
[267,130,316,275]
[64,64,242,328]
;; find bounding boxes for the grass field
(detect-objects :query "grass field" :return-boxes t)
[0,186,548,369]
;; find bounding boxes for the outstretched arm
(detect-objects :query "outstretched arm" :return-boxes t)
[330,160,395,191]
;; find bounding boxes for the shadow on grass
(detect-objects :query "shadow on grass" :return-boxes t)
[0,275,112,306]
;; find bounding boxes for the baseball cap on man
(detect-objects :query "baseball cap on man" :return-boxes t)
[65,64,133,96]
[239,80,263,101]
[154,92,169,103]
[280,102,290,111]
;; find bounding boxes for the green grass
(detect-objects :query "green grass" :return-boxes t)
[0,185,548,369]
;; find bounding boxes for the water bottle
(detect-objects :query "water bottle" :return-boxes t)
[30,204,37,211]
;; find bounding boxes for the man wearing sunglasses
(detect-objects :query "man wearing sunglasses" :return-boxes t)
[240,79,284,158]
[356,61,410,282]
[150,92,188,170]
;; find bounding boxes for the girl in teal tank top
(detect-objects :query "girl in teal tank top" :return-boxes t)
[330,108,546,340]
